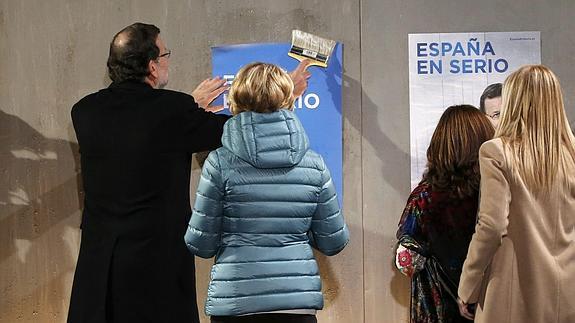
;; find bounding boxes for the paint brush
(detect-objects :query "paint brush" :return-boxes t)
[288,30,336,68]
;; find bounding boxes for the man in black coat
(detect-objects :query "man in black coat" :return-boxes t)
[67,23,231,323]
[68,23,311,323]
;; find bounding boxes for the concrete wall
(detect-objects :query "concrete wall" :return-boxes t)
[0,0,573,322]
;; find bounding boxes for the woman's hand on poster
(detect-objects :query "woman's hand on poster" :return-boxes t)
[289,59,312,99]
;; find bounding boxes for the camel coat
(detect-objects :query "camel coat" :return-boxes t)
[458,139,575,323]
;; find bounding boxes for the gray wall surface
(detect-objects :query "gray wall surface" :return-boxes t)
[0,0,573,322]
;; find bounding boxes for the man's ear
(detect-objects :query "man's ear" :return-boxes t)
[148,60,158,79]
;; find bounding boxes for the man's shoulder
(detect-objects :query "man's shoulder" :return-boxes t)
[71,89,105,115]
[75,88,104,103]
[155,88,195,102]
[75,86,194,102]
[72,87,195,113]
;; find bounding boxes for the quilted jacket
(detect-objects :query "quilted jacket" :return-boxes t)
[184,109,349,316]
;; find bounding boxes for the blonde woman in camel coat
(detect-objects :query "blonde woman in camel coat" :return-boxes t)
[457,65,575,323]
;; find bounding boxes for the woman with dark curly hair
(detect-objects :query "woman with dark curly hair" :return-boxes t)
[395,105,494,323]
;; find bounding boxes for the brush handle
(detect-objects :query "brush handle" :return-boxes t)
[288,52,328,68]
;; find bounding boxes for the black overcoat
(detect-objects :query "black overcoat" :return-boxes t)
[67,81,229,323]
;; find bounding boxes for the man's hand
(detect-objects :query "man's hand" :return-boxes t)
[289,59,312,99]
[192,77,228,112]
[457,298,475,320]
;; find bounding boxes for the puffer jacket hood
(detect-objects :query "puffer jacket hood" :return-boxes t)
[222,109,309,168]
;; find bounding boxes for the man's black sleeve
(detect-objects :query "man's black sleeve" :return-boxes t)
[177,94,231,153]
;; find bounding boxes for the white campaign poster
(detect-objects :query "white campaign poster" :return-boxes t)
[409,31,540,188]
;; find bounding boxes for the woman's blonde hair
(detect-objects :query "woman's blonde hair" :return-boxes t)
[496,64,575,190]
[228,62,295,115]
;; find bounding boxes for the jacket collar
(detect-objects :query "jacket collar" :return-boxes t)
[108,80,154,90]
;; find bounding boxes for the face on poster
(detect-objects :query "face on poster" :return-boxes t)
[211,43,343,205]
[408,31,541,189]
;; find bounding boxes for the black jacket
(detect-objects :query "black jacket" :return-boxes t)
[68,80,229,323]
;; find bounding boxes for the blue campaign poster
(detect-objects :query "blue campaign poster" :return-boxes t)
[211,43,343,205]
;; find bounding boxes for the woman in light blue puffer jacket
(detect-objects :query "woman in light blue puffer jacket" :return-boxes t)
[184,62,349,323]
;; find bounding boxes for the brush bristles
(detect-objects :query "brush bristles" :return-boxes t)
[290,30,336,65]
